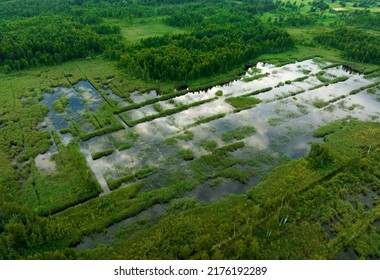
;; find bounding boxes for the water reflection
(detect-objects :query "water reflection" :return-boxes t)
[36,60,380,200]
[189,177,259,203]
[40,81,104,132]
[66,59,380,251]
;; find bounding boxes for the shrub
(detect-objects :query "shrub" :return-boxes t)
[176,130,194,141]
[221,126,256,142]
[178,149,195,161]
[166,197,199,214]
[200,139,218,151]
[226,96,262,110]
[135,167,157,179]
[308,143,333,169]
[293,76,308,82]
[153,103,163,113]
[244,87,272,96]
[187,113,226,128]
[107,174,135,190]
[242,73,269,82]
[91,148,114,160]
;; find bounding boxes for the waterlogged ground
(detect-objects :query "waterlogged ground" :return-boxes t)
[36,59,380,194]
[34,59,380,248]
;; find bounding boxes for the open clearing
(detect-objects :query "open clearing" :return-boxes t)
[119,20,185,42]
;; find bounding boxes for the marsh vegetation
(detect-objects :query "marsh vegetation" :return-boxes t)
[0,0,380,260]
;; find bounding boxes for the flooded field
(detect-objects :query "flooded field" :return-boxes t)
[32,58,380,252]
[36,59,380,202]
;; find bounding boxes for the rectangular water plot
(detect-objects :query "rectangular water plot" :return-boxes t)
[36,60,380,200]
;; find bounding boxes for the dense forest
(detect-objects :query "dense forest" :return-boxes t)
[315,27,380,64]
[0,17,121,71]
[339,10,380,30]
[120,22,294,81]
[1,0,379,77]
[0,0,380,261]
[0,0,293,76]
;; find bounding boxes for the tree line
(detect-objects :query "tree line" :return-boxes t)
[0,0,305,74]
[314,27,380,64]
[120,13,294,82]
[0,16,122,72]
[338,10,380,31]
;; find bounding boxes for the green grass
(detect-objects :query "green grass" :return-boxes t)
[296,103,309,115]
[52,97,68,113]
[111,130,139,151]
[107,166,158,190]
[225,96,262,110]
[316,71,349,84]
[176,130,194,141]
[221,126,256,142]
[152,103,163,113]
[349,80,380,95]
[312,98,328,109]
[199,139,218,152]
[216,167,251,184]
[135,167,157,179]
[107,174,136,190]
[114,89,189,114]
[119,97,218,127]
[72,119,124,141]
[267,117,281,126]
[166,197,200,215]
[91,148,114,160]
[186,113,226,128]
[0,142,246,259]
[329,76,349,84]
[243,87,273,97]
[33,142,102,216]
[119,20,185,42]
[329,2,380,13]
[0,58,147,220]
[178,148,195,161]
[209,177,224,187]
[293,76,309,83]
[242,72,269,82]
[215,90,223,97]
[312,95,346,109]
